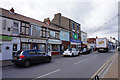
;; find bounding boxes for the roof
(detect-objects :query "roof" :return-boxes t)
[1,8,59,31]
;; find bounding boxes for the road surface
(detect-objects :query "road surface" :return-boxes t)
[2,50,116,80]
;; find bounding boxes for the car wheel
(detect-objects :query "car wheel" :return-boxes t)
[72,53,74,57]
[78,53,79,56]
[46,57,51,63]
[24,60,31,68]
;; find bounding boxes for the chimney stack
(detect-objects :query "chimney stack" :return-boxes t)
[10,7,14,13]
[44,18,50,25]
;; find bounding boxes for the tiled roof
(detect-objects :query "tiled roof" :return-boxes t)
[1,8,59,31]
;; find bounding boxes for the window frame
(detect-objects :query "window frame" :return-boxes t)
[13,21,19,34]
[20,22,30,36]
[72,23,75,29]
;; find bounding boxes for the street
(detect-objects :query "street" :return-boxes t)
[2,50,116,79]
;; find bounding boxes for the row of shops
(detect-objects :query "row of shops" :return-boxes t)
[0,8,82,60]
[0,36,82,60]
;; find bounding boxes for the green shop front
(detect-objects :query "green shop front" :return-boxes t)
[0,36,20,60]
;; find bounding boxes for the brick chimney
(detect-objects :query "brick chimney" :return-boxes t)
[44,18,50,25]
[10,7,14,13]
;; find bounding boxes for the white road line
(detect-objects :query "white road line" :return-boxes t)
[32,69,61,80]
[93,55,98,57]
[74,59,88,65]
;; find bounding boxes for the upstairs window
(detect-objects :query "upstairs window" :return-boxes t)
[50,30,55,38]
[21,22,30,36]
[72,23,75,29]
[2,19,7,29]
[77,25,79,30]
[32,25,41,37]
[13,22,19,34]
[72,32,75,38]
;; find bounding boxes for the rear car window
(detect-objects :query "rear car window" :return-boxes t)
[17,50,22,54]
[67,49,72,51]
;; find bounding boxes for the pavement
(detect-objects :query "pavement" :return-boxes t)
[102,50,119,80]
[0,54,63,67]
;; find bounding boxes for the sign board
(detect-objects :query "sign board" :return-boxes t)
[48,39,62,44]
[21,38,46,43]
[0,36,12,41]
[70,39,81,43]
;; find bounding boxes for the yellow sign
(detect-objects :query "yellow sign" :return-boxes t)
[98,41,104,44]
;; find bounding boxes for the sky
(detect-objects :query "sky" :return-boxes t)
[0,0,119,40]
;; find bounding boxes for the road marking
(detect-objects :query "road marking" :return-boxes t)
[98,54,117,77]
[89,53,117,80]
[32,69,61,80]
[74,59,87,65]
[92,55,98,57]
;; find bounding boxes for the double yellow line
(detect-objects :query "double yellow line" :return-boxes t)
[89,53,117,80]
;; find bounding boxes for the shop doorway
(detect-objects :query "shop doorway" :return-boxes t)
[33,44,38,49]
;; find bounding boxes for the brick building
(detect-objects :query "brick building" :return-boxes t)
[51,13,81,50]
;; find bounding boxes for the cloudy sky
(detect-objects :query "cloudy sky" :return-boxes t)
[0,0,119,40]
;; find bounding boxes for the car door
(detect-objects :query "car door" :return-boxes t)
[28,50,39,63]
[74,48,78,55]
[36,50,46,63]
[72,48,76,55]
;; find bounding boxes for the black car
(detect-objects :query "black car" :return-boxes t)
[12,49,51,68]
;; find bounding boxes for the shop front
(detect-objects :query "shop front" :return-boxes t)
[0,36,20,60]
[70,39,82,50]
[48,39,62,55]
[62,41,70,51]
[21,38,46,52]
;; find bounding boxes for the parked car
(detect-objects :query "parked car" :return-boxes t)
[117,46,120,51]
[12,49,52,68]
[63,48,79,57]
[80,45,91,54]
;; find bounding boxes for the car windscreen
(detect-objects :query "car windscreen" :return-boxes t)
[67,49,72,51]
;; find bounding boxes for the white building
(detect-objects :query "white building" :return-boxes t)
[0,11,21,60]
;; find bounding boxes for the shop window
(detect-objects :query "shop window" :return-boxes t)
[3,19,7,29]
[13,44,17,51]
[22,43,30,50]
[52,44,59,51]
[0,44,1,53]
[38,44,45,52]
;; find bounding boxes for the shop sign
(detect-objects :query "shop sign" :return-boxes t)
[70,39,81,43]
[21,38,46,43]
[0,36,12,41]
[71,42,81,45]
[48,39,62,44]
